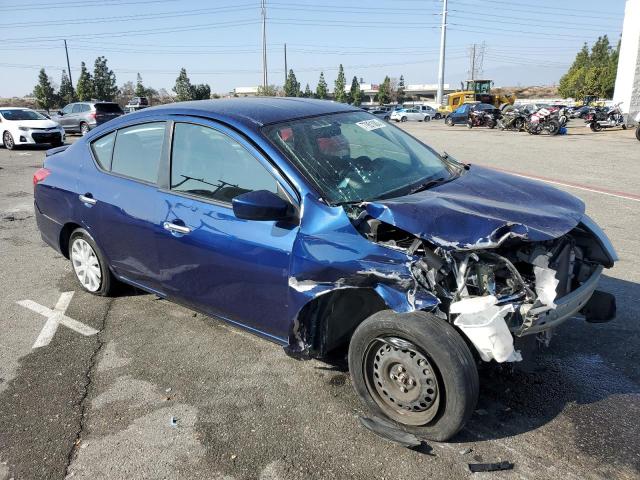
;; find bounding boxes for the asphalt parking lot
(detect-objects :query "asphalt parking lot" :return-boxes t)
[0,121,638,480]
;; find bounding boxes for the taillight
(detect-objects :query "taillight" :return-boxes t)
[33,168,51,186]
[89,112,96,119]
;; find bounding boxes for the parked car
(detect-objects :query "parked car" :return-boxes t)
[445,102,498,126]
[0,107,65,150]
[569,105,590,119]
[125,96,150,113]
[390,108,433,122]
[370,109,391,121]
[33,98,617,441]
[52,101,124,135]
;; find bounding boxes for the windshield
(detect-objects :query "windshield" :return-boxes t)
[0,109,47,121]
[263,111,451,204]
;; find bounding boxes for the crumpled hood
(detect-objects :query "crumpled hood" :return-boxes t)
[365,165,585,250]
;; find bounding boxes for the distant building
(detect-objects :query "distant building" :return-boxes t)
[613,0,640,120]
[233,86,259,97]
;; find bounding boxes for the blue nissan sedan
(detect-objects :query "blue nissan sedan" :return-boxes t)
[34,98,617,441]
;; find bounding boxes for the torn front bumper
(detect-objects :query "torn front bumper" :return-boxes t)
[517,265,604,336]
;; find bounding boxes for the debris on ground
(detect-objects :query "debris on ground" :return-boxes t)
[359,416,423,448]
[459,447,473,455]
[170,416,177,427]
[468,461,514,473]
[475,408,489,416]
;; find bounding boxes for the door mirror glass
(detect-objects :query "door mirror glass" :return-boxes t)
[57,111,64,116]
[232,190,292,221]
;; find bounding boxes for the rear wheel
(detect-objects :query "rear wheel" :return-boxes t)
[3,131,15,150]
[400,116,407,122]
[546,119,560,136]
[69,229,116,296]
[348,311,479,441]
[434,113,441,120]
[424,116,431,122]
[636,126,640,141]
[467,119,473,129]
[514,117,524,131]
[80,122,90,136]
[590,121,602,132]
[487,118,496,129]
[445,116,454,126]
[621,124,627,130]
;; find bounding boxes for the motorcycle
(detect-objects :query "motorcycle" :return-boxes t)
[556,106,569,127]
[467,109,498,129]
[635,111,640,142]
[497,108,527,131]
[585,102,626,132]
[525,107,560,136]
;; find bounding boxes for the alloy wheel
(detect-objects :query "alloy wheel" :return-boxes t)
[3,132,14,149]
[80,123,90,136]
[71,238,102,292]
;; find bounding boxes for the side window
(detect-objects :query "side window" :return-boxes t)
[91,132,116,170]
[111,122,165,183]
[72,104,84,113]
[170,123,278,203]
[82,104,91,112]
[62,104,74,114]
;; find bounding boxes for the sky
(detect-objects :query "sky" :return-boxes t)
[0,0,627,97]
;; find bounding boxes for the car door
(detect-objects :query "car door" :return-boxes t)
[79,121,167,291]
[57,104,74,129]
[451,104,468,123]
[154,120,298,341]
[71,104,86,130]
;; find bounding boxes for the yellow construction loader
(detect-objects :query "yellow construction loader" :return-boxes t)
[436,80,516,117]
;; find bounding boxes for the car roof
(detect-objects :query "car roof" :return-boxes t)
[126,97,361,128]
[0,107,29,110]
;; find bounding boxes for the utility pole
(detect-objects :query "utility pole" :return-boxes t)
[470,43,476,81]
[436,0,448,106]
[261,0,268,90]
[64,39,73,89]
[284,43,287,85]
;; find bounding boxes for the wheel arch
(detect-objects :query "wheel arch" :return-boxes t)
[59,222,83,258]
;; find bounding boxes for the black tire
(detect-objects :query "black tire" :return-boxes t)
[3,131,16,150]
[590,121,601,132]
[445,116,454,126]
[636,126,640,141]
[467,119,473,129]
[400,116,407,122]
[348,310,479,442]
[621,124,627,130]
[80,122,90,136]
[514,117,524,131]
[547,119,560,136]
[434,113,441,120]
[69,228,117,296]
[487,119,496,129]
[424,116,431,122]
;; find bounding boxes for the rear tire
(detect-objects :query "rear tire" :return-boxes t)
[547,119,560,136]
[590,121,602,132]
[445,116,454,126]
[80,122,90,136]
[636,126,640,141]
[400,116,407,122]
[424,116,431,122]
[348,310,479,442]
[69,228,116,296]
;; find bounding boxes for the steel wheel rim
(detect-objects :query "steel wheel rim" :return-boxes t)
[71,238,102,292]
[363,337,441,426]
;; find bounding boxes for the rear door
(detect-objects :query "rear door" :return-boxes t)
[153,119,298,340]
[79,121,167,291]
[58,104,75,129]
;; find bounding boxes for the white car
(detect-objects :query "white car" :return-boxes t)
[0,107,65,150]
[390,108,433,123]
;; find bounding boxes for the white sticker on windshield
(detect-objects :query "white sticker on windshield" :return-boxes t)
[355,119,387,131]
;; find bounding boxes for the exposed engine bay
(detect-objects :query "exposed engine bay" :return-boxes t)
[349,210,617,363]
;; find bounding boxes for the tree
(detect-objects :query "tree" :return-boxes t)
[284,69,300,97]
[376,76,391,105]
[396,75,406,105]
[76,62,93,101]
[192,83,211,100]
[117,81,135,106]
[349,76,362,106]
[173,68,194,101]
[315,72,328,99]
[334,64,347,102]
[303,83,312,98]
[93,56,118,101]
[256,84,281,96]
[135,73,146,97]
[58,70,76,106]
[33,68,56,111]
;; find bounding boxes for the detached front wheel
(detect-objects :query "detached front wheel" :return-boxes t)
[348,311,479,441]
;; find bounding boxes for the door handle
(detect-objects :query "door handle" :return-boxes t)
[79,194,96,205]
[163,221,191,235]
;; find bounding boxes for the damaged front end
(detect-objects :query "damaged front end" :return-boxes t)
[352,209,617,364]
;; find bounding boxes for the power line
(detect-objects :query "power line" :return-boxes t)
[10,0,180,12]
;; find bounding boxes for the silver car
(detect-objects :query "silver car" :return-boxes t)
[52,101,124,135]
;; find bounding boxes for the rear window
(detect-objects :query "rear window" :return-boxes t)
[91,132,116,170]
[110,122,165,183]
[96,103,124,114]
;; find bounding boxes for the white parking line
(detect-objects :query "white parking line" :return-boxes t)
[17,291,99,348]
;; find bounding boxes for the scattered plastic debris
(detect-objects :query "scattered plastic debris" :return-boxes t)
[468,461,514,473]
[231,454,237,460]
[359,416,422,448]
[475,408,488,416]
[170,416,177,427]
[459,447,473,455]
[165,388,172,393]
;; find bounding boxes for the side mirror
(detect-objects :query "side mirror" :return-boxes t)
[232,190,293,221]
[57,111,63,116]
